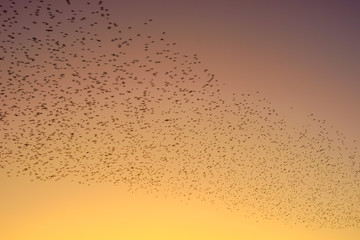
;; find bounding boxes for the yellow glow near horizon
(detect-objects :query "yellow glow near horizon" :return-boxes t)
[1,176,359,240]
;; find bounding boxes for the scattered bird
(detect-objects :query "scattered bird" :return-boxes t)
[0,0,359,229]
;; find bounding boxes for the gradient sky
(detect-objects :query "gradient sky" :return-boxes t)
[115,0,360,138]
[1,0,360,239]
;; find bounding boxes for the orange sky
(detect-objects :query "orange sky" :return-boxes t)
[1,0,359,239]
[1,175,359,240]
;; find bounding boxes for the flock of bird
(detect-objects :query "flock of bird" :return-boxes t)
[0,0,359,229]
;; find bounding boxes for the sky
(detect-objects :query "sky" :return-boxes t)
[0,0,360,239]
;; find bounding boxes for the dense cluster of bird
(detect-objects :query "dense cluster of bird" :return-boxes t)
[0,0,359,229]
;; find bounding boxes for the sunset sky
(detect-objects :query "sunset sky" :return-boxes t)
[1,0,359,239]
